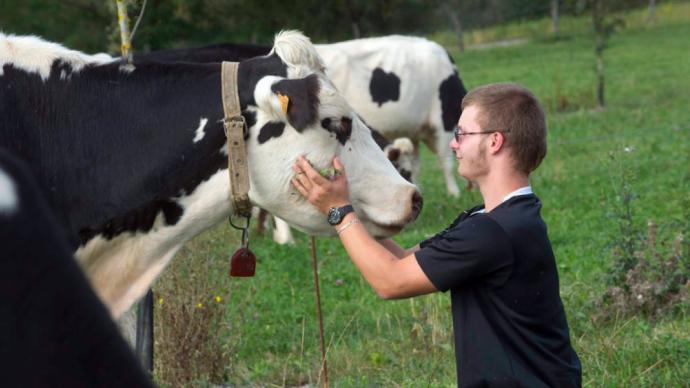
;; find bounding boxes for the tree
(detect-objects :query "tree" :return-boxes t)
[441,1,464,52]
[647,0,657,23]
[551,0,560,38]
[591,0,624,109]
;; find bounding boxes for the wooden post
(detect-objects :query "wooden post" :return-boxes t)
[592,0,605,109]
[115,0,133,66]
[135,289,155,376]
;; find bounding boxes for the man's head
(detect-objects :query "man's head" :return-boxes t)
[454,83,547,180]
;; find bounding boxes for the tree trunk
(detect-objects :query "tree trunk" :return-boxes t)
[596,52,605,108]
[551,0,560,37]
[351,22,361,39]
[592,0,605,108]
[647,0,657,23]
[345,0,361,38]
[442,1,464,52]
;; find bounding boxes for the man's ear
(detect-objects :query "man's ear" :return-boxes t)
[271,74,320,131]
[489,131,506,154]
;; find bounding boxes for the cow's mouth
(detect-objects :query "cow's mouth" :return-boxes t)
[372,223,404,238]
[357,215,405,238]
[356,190,422,238]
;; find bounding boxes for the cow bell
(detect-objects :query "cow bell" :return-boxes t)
[230,247,256,277]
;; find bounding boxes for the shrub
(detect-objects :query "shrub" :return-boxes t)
[596,150,689,320]
[153,240,233,386]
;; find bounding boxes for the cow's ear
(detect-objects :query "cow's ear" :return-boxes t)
[271,74,320,131]
[386,147,401,162]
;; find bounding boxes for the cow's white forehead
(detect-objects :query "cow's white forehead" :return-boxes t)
[0,169,18,216]
[0,33,114,80]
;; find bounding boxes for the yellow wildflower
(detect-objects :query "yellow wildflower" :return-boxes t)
[215,296,222,303]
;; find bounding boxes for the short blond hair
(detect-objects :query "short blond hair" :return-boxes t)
[462,83,547,174]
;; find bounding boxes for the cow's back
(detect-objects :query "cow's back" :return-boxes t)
[316,36,458,137]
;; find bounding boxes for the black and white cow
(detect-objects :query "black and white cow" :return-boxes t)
[0,31,422,319]
[315,35,467,197]
[0,149,153,387]
[136,43,419,245]
[141,36,467,196]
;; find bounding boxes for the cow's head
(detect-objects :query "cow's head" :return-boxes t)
[243,31,422,238]
[384,137,418,183]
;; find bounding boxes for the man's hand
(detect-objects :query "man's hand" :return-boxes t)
[291,155,350,214]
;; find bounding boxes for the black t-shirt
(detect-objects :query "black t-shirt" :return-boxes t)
[415,194,582,387]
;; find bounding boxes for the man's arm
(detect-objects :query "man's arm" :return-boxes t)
[336,213,436,299]
[378,239,420,259]
[291,156,436,299]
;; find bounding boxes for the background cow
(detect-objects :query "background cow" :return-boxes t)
[0,149,153,387]
[316,35,467,197]
[0,31,422,321]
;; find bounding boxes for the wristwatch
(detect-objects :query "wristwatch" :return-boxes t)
[327,204,354,225]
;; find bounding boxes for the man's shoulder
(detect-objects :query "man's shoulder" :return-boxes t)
[488,194,542,220]
[449,212,512,245]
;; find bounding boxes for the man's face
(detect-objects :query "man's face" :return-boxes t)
[450,105,490,182]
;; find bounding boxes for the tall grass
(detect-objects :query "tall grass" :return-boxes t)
[153,3,690,386]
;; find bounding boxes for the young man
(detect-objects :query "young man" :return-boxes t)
[291,83,582,387]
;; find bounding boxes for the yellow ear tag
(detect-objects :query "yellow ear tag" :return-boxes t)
[277,94,290,114]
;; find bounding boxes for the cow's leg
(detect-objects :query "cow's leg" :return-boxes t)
[135,289,154,376]
[255,207,269,235]
[424,127,460,197]
[272,216,295,245]
[439,144,460,198]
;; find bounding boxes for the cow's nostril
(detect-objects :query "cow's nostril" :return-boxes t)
[410,190,423,221]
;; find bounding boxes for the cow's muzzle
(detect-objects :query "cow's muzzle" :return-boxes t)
[410,190,423,222]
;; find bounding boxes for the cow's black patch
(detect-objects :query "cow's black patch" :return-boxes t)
[257,121,286,144]
[160,200,184,225]
[237,52,288,109]
[78,199,185,242]
[321,116,352,145]
[338,117,352,145]
[369,68,400,107]
[271,74,320,131]
[439,72,467,132]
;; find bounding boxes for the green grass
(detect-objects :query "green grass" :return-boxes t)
[154,4,690,386]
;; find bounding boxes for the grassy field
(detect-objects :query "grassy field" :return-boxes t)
[153,3,690,386]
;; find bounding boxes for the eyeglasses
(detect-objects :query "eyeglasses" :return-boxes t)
[453,127,510,143]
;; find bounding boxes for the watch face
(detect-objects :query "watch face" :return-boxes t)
[327,208,341,225]
[328,205,353,225]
